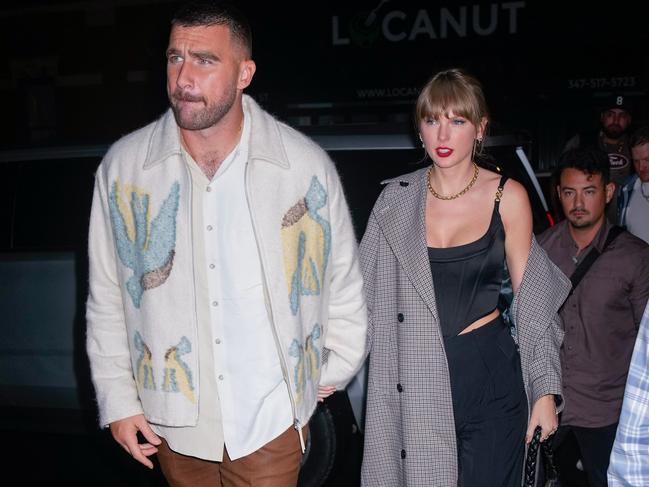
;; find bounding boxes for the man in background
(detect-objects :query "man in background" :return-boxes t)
[563,95,634,223]
[618,126,649,243]
[539,147,649,486]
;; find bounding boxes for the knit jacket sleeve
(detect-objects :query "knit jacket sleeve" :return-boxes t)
[86,160,144,427]
[319,162,368,389]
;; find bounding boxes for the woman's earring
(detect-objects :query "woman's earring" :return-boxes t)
[418,133,425,148]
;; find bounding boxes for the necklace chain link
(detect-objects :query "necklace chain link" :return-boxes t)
[427,162,479,200]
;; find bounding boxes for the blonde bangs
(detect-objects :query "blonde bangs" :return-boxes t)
[415,69,487,127]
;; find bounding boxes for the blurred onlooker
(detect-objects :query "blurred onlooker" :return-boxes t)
[608,300,649,486]
[619,126,649,243]
[538,147,649,487]
[563,94,634,223]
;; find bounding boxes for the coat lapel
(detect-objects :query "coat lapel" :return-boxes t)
[374,169,440,323]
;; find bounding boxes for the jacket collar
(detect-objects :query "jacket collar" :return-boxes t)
[555,218,612,255]
[143,94,289,170]
[374,167,440,322]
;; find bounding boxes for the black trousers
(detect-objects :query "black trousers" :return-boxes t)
[552,422,618,487]
[445,316,528,487]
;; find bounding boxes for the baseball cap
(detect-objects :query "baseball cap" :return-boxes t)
[601,94,633,114]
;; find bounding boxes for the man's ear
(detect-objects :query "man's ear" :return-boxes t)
[605,182,616,204]
[237,60,256,90]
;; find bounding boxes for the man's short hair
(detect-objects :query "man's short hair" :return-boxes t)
[556,147,611,185]
[630,126,649,149]
[171,1,252,58]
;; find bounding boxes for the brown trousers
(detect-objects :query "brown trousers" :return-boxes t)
[156,426,307,487]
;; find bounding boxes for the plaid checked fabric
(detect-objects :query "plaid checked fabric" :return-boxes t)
[359,168,571,487]
[608,302,649,486]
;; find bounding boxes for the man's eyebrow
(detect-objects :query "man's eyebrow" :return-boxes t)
[561,185,598,191]
[166,48,181,57]
[188,50,219,61]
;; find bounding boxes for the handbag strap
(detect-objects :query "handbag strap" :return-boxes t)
[569,225,623,293]
[524,426,542,486]
[524,426,559,486]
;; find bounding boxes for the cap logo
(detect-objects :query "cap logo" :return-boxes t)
[616,96,624,106]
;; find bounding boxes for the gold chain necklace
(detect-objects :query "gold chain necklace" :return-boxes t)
[427,162,479,200]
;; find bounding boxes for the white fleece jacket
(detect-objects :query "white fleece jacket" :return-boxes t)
[86,95,368,431]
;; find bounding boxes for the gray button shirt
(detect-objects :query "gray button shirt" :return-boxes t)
[539,220,649,427]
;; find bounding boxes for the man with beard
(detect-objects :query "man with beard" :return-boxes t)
[85,2,368,486]
[539,147,649,487]
[563,95,634,223]
[619,126,649,244]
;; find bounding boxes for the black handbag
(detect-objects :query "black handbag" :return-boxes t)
[523,426,559,487]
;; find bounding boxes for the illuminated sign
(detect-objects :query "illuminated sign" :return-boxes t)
[332,2,526,46]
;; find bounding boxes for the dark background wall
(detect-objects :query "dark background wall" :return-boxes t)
[2,0,648,170]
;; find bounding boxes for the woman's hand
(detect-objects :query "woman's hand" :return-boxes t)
[317,385,336,402]
[526,394,558,443]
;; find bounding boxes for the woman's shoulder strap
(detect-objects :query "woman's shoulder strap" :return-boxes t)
[494,174,509,211]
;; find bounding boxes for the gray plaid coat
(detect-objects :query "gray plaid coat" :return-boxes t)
[359,168,571,487]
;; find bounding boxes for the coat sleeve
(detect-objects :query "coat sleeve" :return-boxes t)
[528,312,565,409]
[319,163,369,389]
[518,238,569,410]
[86,162,144,427]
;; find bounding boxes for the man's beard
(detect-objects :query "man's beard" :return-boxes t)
[566,208,594,229]
[169,86,237,131]
[602,124,625,140]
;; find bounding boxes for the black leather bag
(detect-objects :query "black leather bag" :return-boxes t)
[524,426,559,487]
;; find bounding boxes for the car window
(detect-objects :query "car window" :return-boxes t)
[0,156,100,251]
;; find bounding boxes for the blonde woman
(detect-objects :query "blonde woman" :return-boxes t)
[360,68,570,486]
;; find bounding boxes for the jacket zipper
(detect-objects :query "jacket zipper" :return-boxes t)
[243,160,304,453]
[184,160,201,421]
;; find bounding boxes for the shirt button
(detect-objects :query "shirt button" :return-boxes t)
[206,186,212,192]
[207,225,213,231]
[212,301,219,307]
[218,375,224,380]
[215,338,221,344]
[400,449,406,459]
[209,263,215,269]
[397,313,404,322]
[568,346,573,350]
[397,383,403,393]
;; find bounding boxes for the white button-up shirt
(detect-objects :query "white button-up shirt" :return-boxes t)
[627,179,649,244]
[152,109,293,461]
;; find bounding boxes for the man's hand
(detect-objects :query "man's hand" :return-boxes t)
[317,385,336,402]
[109,414,162,469]
[525,394,558,444]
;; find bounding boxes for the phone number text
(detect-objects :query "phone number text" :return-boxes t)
[568,77,636,89]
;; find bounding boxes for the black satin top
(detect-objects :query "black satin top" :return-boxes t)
[428,176,507,338]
